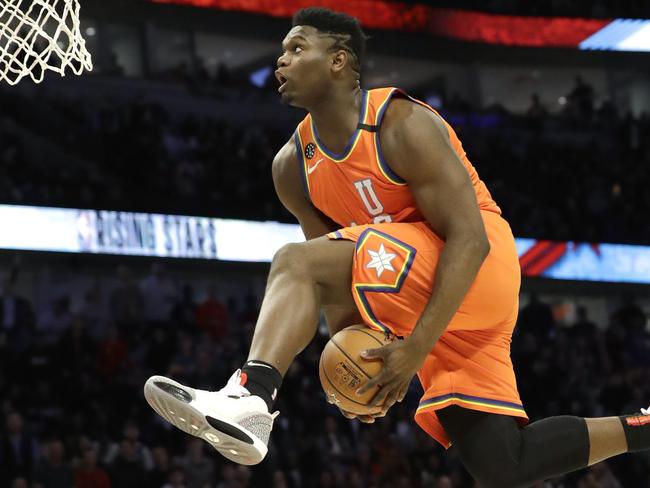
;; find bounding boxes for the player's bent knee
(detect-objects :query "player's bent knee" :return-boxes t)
[271,243,310,277]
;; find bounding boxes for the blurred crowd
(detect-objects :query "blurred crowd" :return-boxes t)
[0,262,649,488]
[0,86,284,223]
[0,74,648,246]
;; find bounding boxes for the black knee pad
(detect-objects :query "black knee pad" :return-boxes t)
[438,407,589,488]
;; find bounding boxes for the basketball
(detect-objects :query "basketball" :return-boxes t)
[319,324,395,415]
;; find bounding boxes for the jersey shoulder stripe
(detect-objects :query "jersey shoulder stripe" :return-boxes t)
[372,88,407,185]
[293,129,311,199]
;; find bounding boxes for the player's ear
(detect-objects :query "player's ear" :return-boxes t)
[331,49,348,74]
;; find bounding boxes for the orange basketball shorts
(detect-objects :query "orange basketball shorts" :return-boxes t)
[327,210,528,448]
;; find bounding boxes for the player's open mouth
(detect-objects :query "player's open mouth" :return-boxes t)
[275,70,288,92]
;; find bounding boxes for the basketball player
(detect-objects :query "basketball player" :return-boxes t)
[145,8,650,486]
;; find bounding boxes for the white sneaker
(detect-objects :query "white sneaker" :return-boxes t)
[144,370,278,465]
[641,406,650,415]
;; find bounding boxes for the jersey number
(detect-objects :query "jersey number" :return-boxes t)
[353,179,392,224]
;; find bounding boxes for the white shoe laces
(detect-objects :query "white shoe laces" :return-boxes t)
[641,407,650,415]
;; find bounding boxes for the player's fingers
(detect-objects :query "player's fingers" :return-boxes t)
[339,409,357,420]
[357,414,376,424]
[383,388,400,410]
[359,346,386,361]
[369,381,396,407]
[356,373,385,396]
[397,383,409,403]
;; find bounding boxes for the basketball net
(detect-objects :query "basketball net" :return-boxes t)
[0,0,92,86]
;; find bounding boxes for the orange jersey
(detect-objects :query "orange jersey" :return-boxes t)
[294,87,500,227]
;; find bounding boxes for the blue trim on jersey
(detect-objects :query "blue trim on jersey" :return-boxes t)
[293,131,311,201]
[375,89,407,185]
[310,89,368,161]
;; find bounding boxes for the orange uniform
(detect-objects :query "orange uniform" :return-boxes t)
[294,87,528,447]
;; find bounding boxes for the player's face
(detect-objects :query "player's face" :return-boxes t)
[276,26,335,108]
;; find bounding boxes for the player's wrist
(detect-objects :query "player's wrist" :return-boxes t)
[404,332,432,362]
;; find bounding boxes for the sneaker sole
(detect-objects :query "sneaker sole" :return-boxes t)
[144,375,267,465]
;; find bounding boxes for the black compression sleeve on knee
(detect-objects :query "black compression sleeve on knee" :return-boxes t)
[519,416,590,478]
[438,407,590,488]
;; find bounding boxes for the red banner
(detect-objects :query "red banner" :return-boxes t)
[150,0,609,47]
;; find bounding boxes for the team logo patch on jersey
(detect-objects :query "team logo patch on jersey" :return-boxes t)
[305,142,316,159]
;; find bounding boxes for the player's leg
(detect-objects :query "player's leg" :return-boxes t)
[247,238,357,376]
[437,405,649,488]
[144,237,356,465]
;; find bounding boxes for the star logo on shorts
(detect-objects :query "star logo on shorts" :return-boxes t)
[366,243,397,278]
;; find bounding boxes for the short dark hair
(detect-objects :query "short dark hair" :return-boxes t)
[292,7,367,72]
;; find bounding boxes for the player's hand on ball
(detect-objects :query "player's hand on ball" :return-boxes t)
[357,338,428,410]
[339,407,387,424]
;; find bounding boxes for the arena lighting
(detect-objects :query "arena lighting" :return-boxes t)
[150,0,650,51]
[1,204,649,283]
[580,19,650,51]
[149,0,611,48]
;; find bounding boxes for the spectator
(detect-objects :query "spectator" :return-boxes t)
[0,412,38,485]
[110,265,144,333]
[195,285,229,340]
[104,421,154,471]
[318,416,353,465]
[177,438,215,488]
[10,477,29,488]
[571,305,598,338]
[172,285,198,333]
[56,314,96,375]
[74,446,112,488]
[518,293,556,339]
[32,438,74,488]
[148,446,171,488]
[0,271,35,353]
[97,324,129,378]
[526,93,547,130]
[578,462,623,488]
[168,333,196,381]
[80,283,110,341]
[162,467,187,488]
[107,439,148,488]
[141,263,178,325]
[566,75,595,121]
[272,469,289,488]
[37,296,72,346]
